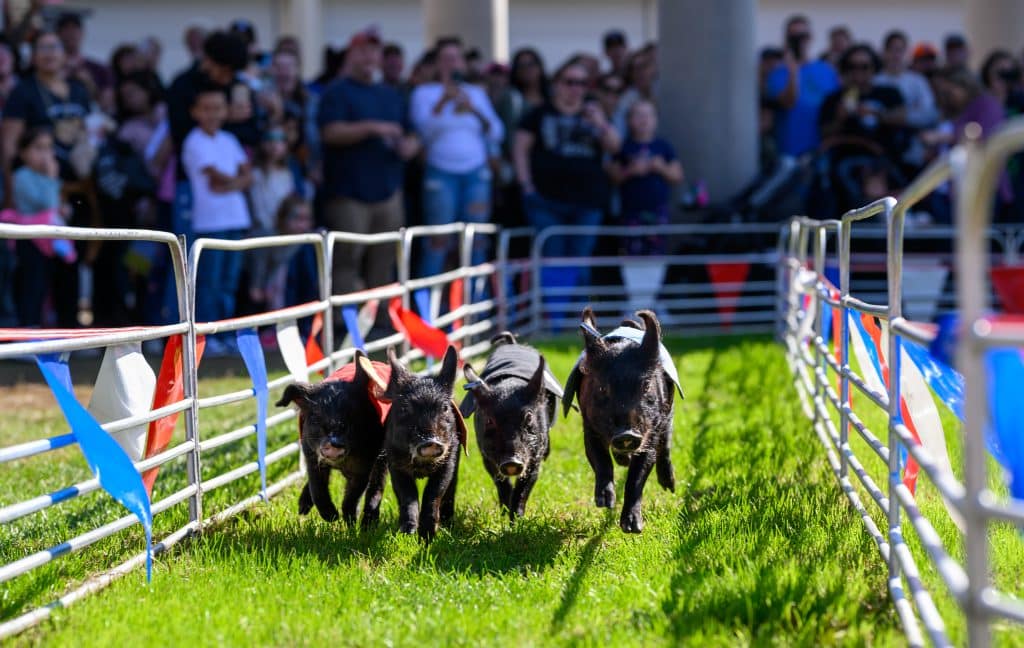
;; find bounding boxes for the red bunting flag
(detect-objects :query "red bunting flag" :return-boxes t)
[142,334,206,494]
[449,279,464,348]
[305,312,325,367]
[388,296,452,360]
[707,262,750,327]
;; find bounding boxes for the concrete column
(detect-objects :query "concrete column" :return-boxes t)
[657,0,757,203]
[966,0,1024,67]
[277,0,323,80]
[423,0,509,62]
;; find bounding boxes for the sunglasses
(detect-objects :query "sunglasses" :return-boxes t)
[847,62,873,72]
[560,78,588,88]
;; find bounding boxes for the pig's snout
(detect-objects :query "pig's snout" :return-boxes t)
[500,459,524,477]
[318,437,347,460]
[415,440,446,459]
[611,430,643,453]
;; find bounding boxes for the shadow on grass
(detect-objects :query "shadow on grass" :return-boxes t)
[659,343,895,642]
[547,512,616,632]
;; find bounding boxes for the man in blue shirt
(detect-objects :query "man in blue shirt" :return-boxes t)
[319,28,420,295]
[766,15,840,158]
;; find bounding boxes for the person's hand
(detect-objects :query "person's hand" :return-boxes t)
[396,134,419,160]
[374,121,403,140]
[628,156,652,177]
[453,88,472,113]
[442,83,462,102]
[582,102,608,130]
[249,286,265,303]
[44,153,59,178]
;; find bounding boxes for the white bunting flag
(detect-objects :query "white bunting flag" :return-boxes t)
[87,342,156,461]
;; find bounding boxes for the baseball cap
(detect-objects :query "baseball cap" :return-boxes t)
[911,42,938,61]
[349,27,381,49]
[603,30,627,48]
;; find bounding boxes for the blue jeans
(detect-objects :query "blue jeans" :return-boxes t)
[523,193,603,293]
[418,164,492,278]
[193,229,245,325]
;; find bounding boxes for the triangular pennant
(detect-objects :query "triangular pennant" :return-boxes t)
[902,263,948,323]
[991,266,1024,315]
[341,299,377,350]
[340,306,367,352]
[143,335,205,494]
[276,321,309,385]
[305,312,325,368]
[237,329,268,499]
[388,296,451,360]
[88,343,156,462]
[37,355,153,581]
[620,262,667,315]
[707,262,750,326]
[449,279,464,333]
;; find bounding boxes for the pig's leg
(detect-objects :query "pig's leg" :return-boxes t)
[307,461,340,522]
[510,464,541,521]
[439,449,460,527]
[298,482,313,515]
[341,471,371,526]
[360,454,388,529]
[482,456,513,514]
[420,454,458,542]
[655,425,676,493]
[389,466,420,534]
[584,427,616,508]
[620,448,657,533]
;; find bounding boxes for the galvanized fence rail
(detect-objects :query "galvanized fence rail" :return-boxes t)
[781,119,1024,647]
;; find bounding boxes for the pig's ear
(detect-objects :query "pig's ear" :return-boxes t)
[436,345,459,392]
[637,310,662,364]
[450,399,469,456]
[459,365,489,417]
[526,355,546,400]
[276,382,315,409]
[383,347,411,400]
[619,318,644,330]
[581,306,597,329]
[351,349,370,388]
[562,362,581,417]
[357,353,390,403]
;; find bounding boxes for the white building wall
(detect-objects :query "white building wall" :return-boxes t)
[74,0,972,83]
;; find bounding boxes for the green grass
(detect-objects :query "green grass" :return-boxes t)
[2,337,908,646]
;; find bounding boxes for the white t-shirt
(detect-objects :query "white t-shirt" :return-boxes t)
[182,127,251,233]
[409,82,504,173]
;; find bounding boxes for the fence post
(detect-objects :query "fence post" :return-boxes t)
[460,224,475,331]
[837,220,850,482]
[811,225,827,439]
[320,231,334,372]
[496,229,510,333]
[398,228,412,357]
[179,234,203,532]
[530,232,543,335]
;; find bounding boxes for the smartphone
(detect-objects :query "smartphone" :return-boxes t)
[786,34,805,59]
[450,70,465,84]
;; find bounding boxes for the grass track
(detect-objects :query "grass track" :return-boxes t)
[4,337,905,646]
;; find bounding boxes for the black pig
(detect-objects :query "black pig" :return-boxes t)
[373,345,467,541]
[275,350,389,527]
[563,309,682,533]
[460,332,563,521]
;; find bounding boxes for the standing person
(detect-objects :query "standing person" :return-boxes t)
[0,38,18,112]
[410,37,503,278]
[944,34,970,72]
[514,60,620,295]
[609,100,683,255]
[382,43,405,88]
[183,24,208,64]
[319,29,419,295]
[875,31,939,129]
[820,26,852,70]
[181,83,252,352]
[55,12,113,112]
[9,127,75,327]
[602,30,629,76]
[612,48,656,135]
[2,31,93,328]
[765,15,840,158]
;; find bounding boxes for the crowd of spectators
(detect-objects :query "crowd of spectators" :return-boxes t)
[0,7,1020,347]
[0,9,684,349]
[758,15,1024,224]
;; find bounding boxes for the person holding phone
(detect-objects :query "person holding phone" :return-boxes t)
[409,37,504,279]
[765,15,839,158]
[514,59,620,305]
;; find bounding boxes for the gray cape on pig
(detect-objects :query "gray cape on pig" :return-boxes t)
[460,343,564,422]
[563,325,683,415]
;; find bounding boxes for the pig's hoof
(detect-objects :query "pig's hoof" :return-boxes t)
[620,509,644,534]
[418,525,437,543]
[298,489,313,515]
[360,513,380,530]
[658,472,676,493]
[398,521,417,534]
[318,507,340,522]
[595,483,616,508]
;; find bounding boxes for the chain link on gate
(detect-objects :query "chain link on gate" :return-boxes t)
[783,118,1024,648]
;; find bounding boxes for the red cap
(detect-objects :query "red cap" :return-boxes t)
[349,27,381,49]
[912,42,938,60]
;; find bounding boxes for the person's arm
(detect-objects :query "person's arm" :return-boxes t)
[651,156,684,184]
[321,120,401,147]
[463,87,505,144]
[607,156,629,185]
[513,129,536,194]
[906,76,940,129]
[773,58,800,110]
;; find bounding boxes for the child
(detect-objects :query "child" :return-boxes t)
[7,127,76,326]
[610,99,684,255]
[263,195,314,312]
[182,83,252,352]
